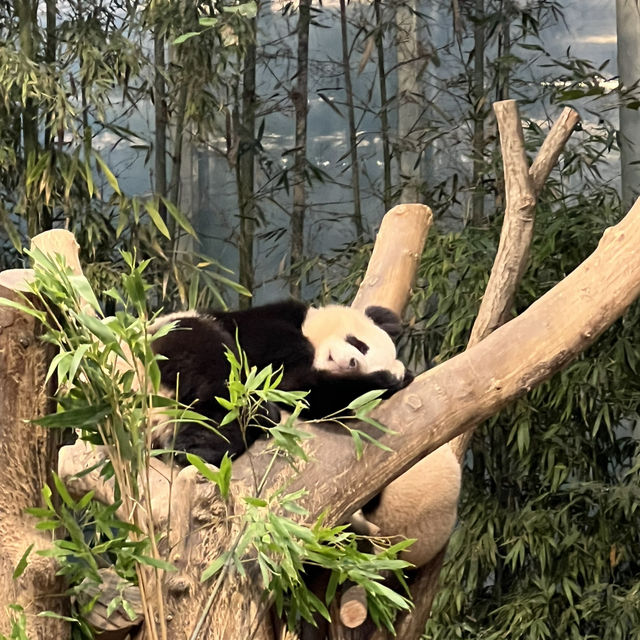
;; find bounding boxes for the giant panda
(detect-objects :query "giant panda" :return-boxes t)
[149,299,413,466]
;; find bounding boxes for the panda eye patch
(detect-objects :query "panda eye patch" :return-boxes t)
[346,335,369,355]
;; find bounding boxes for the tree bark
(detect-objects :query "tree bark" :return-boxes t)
[351,203,432,312]
[51,185,640,637]
[396,102,580,636]
[0,283,68,639]
[10,101,636,640]
[234,195,640,525]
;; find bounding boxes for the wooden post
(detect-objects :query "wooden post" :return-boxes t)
[0,283,69,638]
[0,229,85,638]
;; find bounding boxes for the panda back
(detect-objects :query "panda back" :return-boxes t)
[151,313,235,403]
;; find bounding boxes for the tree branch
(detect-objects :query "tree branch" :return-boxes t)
[396,102,580,635]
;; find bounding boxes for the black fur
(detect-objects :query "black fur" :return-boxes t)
[152,300,411,466]
[364,306,402,339]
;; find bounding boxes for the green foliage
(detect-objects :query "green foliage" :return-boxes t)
[232,494,412,632]
[23,481,158,609]
[196,484,413,632]
[0,248,203,637]
[0,605,29,640]
[0,0,254,310]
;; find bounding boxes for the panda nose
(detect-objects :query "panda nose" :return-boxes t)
[349,357,357,368]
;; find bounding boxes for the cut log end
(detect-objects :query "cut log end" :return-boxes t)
[339,585,368,628]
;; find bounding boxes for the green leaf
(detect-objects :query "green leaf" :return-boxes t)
[144,200,171,239]
[34,404,109,429]
[68,343,91,384]
[0,297,45,321]
[84,159,94,198]
[346,389,385,410]
[325,570,339,604]
[217,454,232,499]
[68,274,102,313]
[173,31,202,44]
[13,544,34,579]
[45,351,72,383]
[222,1,257,17]
[76,490,96,510]
[94,153,121,195]
[201,552,229,582]
[351,430,363,459]
[137,555,176,572]
[36,611,79,623]
[184,453,231,499]
[121,598,139,622]
[77,312,116,345]
[162,198,196,237]
[53,472,75,509]
[244,497,268,507]
[0,203,22,251]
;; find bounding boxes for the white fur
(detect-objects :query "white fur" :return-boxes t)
[302,305,405,381]
[147,310,206,335]
[365,442,461,567]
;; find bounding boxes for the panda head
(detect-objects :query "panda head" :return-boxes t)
[301,305,406,381]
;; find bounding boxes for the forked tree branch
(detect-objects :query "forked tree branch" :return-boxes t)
[398,102,580,639]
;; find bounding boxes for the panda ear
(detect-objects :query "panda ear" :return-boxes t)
[365,306,402,339]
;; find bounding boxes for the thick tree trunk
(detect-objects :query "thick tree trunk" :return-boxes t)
[0,284,68,638]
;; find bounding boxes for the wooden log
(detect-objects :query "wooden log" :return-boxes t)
[351,203,432,314]
[0,229,92,639]
[339,586,368,628]
[233,191,640,540]
[0,283,69,639]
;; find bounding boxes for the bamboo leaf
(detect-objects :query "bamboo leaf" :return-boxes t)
[144,200,171,238]
[12,544,34,579]
[94,153,121,195]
